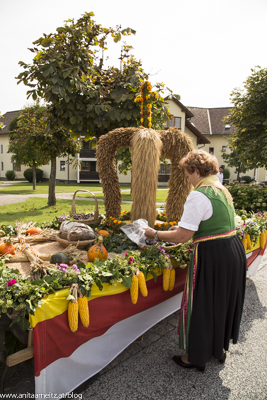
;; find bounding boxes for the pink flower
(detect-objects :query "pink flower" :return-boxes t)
[7,279,17,286]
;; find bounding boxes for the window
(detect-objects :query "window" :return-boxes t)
[82,138,97,150]
[165,117,181,130]
[209,147,214,155]
[159,164,171,174]
[13,163,21,172]
[1,145,3,154]
[81,161,96,171]
[222,146,226,152]
[1,162,3,171]
[60,161,66,171]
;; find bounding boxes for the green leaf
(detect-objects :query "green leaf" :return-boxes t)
[70,116,76,125]
[121,275,132,289]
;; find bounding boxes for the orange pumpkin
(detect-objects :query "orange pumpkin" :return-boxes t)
[26,227,43,236]
[87,236,108,262]
[0,238,15,256]
[97,230,109,238]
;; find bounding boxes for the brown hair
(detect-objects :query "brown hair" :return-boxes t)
[179,149,219,177]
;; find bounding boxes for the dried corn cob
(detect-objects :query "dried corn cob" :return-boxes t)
[242,238,247,251]
[163,267,171,291]
[130,273,139,304]
[246,234,252,250]
[137,269,148,297]
[78,292,89,328]
[260,232,265,249]
[169,268,175,291]
[68,284,79,333]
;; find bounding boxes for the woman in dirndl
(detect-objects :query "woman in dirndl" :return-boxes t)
[144,149,246,371]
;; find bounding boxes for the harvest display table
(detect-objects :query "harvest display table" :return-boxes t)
[27,238,265,398]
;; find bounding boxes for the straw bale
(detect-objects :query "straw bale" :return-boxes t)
[131,128,162,227]
[159,128,194,221]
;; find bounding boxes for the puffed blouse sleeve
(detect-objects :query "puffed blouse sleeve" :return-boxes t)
[178,190,213,231]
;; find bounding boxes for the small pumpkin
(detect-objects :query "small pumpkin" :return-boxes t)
[97,230,109,238]
[87,236,108,262]
[26,227,43,236]
[50,252,70,265]
[0,238,15,256]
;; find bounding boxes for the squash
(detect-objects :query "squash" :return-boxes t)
[0,238,15,256]
[26,227,43,236]
[50,252,70,265]
[97,230,109,237]
[87,236,108,262]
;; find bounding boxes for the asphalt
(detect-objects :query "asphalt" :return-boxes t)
[77,253,267,400]
[1,182,267,399]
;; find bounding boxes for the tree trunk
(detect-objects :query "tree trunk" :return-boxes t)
[48,156,57,206]
[32,160,36,190]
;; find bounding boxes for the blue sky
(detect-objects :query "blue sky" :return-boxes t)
[1,0,267,114]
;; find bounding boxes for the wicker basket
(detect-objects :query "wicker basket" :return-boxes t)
[70,190,102,226]
[55,234,96,249]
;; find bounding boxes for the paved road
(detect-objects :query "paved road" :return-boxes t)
[79,254,267,400]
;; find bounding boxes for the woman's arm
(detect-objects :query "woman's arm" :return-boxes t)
[143,226,195,244]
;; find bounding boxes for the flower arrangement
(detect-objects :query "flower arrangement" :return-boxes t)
[134,80,159,128]
[154,221,178,231]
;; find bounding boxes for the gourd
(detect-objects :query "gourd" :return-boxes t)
[87,236,108,262]
[0,238,15,256]
[26,227,43,236]
[137,269,148,297]
[68,285,79,333]
[169,268,176,291]
[163,267,171,291]
[50,252,70,265]
[97,230,109,237]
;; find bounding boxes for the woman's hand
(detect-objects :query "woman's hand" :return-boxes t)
[143,227,156,239]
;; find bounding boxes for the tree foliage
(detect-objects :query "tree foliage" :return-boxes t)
[8,103,80,199]
[221,138,253,180]
[8,104,50,189]
[17,12,171,139]
[224,67,267,168]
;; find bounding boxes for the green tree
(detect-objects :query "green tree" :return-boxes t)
[8,104,50,190]
[224,67,267,168]
[221,139,253,181]
[8,104,80,203]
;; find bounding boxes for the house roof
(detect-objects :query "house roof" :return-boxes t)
[0,110,20,135]
[185,120,210,144]
[165,96,194,118]
[186,107,235,135]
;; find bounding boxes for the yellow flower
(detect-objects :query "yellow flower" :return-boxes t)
[147,117,152,121]
[113,220,117,223]
[141,118,144,122]
[146,103,152,109]
[146,95,150,100]
[148,122,152,128]
[156,223,161,227]
[118,221,122,224]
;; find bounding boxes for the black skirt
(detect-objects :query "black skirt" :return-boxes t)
[187,235,247,366]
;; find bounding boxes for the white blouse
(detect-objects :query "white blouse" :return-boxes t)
[178,190,213,231]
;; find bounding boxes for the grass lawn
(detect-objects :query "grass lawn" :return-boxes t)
[0,182,169,226]
[0,198,133,226]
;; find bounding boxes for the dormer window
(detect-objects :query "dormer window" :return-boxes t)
[225,124,231,130]
[165,117,181,129]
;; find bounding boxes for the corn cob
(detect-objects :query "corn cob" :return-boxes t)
[242,238,247,251]
[130,273,139,304]
[260,232,265,249]
[163,267,171,291]
[68,284,79,333]
[78,293,89,328]
[169,268,175,291]
[246,234,252,250]
[137,269,148,297]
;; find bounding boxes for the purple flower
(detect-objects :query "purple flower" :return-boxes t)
[62,268,68,273]
[129,256,133,262]
[7,279,17,287]
[59,263,69,268]
[161,249,166,253]
[158,246,162,251]
[125,253,128,257]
